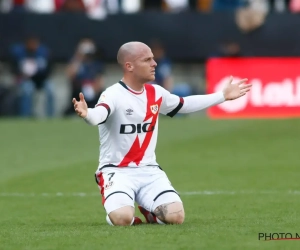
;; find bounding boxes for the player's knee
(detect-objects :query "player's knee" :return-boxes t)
[167,210,185,224]
[154,202,185,224]
[108,206,134,226]
[110,214,133,226]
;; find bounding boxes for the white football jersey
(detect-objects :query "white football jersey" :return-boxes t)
[96,81,183,170]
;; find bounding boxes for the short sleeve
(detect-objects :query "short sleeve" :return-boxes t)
[158,86,184,117]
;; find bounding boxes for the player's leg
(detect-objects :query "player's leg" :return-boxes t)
[107,207,142,226]
[95,170,142,226]
[104,193,135,226]
[138,198,184,225]
[136,167,185,224]
[153,201,185,224]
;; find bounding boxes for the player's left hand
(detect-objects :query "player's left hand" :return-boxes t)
[72,92,88,118]
[222,76,252,101]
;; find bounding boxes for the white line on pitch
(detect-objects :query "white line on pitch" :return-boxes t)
[1,190,300,197]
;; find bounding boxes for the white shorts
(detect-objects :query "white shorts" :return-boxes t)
[95,166,182,214]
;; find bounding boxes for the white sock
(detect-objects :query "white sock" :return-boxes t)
[156,218,166,225]
[106,215,135,226]
[106,214,114,226]
[130,217,135,225]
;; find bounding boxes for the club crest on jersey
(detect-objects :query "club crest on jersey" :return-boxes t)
[105,181,114,190]
[150,104,159,114]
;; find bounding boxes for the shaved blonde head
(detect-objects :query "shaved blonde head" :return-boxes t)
[116,41,157,86]
[117,42,149,66]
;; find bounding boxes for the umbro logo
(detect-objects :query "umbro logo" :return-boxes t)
[126,108,133,115]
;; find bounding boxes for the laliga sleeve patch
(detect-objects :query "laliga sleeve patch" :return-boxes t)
[99,94,106,102]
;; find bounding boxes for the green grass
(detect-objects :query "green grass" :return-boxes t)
[1,116,300,250]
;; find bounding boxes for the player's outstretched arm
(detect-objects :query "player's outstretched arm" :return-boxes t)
[72,92,108,125]
[178,76,252,113]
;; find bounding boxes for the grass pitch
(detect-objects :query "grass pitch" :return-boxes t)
[1,116,300,250]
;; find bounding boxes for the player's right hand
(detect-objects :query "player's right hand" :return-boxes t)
[72,92,88,118]
[222,76,251,101]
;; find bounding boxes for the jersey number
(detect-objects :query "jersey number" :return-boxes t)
[108,172,115,181]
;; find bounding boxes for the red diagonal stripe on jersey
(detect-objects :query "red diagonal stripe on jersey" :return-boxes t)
[118,84,162,166]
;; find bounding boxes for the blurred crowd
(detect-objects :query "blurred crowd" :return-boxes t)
[0,0,300,19]
[0,36,107,117]
[1,0,300,118]
[0,35,194,118]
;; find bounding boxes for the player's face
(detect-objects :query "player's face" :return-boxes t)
[133,47,157,83]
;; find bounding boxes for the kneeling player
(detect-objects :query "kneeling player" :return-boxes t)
[73,41,251,226]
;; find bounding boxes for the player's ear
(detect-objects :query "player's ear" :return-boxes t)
[125,62,134,72]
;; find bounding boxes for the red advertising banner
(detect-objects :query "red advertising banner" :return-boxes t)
[206,58,300,118]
